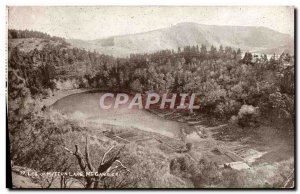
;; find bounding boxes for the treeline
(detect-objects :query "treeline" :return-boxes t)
[8,29,67,43]
[126,47,294,129]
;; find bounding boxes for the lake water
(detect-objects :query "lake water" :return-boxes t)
[52,91,188,138]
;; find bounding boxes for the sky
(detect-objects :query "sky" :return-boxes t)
[8,6,294,40]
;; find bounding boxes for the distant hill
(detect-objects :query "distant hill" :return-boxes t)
[67,22,294,57]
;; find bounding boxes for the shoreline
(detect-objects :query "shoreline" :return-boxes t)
[40,88,212,127]
[37,88,100,109]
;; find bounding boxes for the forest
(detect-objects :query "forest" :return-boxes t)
[8,29,295,188]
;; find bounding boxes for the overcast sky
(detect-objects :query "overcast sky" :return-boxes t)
[8,6,294,40]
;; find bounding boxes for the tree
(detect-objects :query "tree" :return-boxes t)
[63,137,133,188]
[236,48,242,60]
[242,52,253,65]
[177,47,181,53]
[200,44,207,59]
[218,45,224,58]
[209,45,217,59]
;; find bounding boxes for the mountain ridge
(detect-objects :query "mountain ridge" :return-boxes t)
[67,22,294,57]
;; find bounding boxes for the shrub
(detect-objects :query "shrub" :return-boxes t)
[236,105,260,127]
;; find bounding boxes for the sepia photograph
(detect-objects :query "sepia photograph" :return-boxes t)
[6,6,295,189]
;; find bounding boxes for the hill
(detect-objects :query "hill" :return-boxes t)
[67,22,294,57]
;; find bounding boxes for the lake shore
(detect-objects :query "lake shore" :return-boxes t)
[37,88,99,109]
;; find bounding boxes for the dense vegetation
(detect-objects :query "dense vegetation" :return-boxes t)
[8,30,294,127]
[8,29,67,43]
[8,29,295,188]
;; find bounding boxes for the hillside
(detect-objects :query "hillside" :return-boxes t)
[8,38,70,53]
[68,22,294,57]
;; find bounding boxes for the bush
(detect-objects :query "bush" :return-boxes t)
[236,105,260,127]
[214,100,241,119]
[169,156,256,188]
